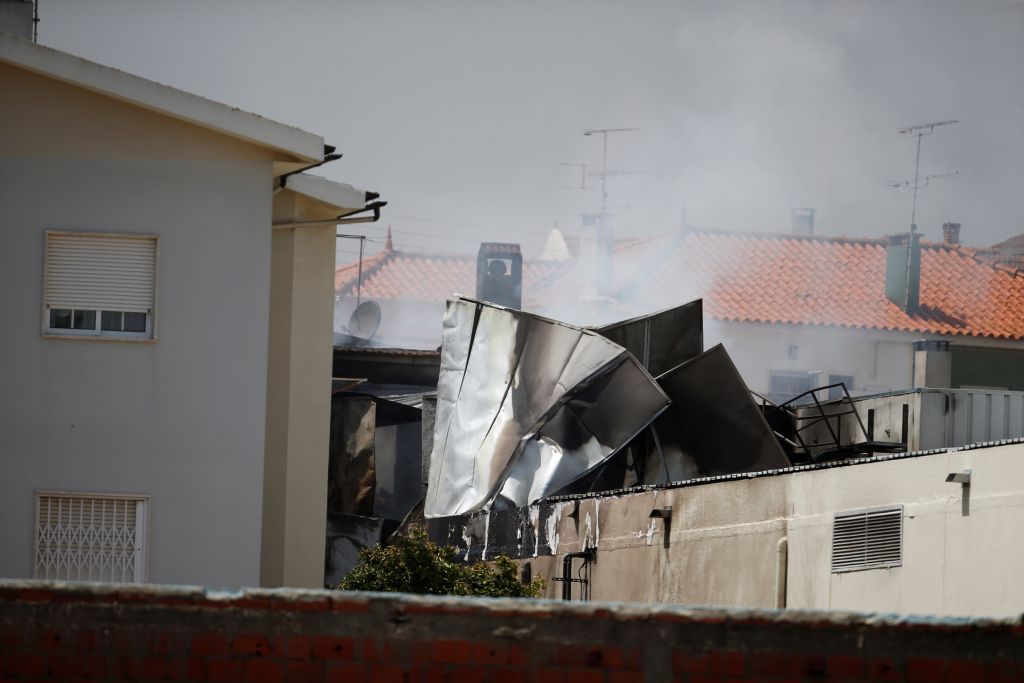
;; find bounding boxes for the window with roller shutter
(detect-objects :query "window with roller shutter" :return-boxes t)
[831,505,903,573]
[42,231,157,339]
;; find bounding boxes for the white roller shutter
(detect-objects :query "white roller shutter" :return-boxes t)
[45,233,156,312]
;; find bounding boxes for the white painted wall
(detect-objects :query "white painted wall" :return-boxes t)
[520,441,1024,617]
[0,156,273,588]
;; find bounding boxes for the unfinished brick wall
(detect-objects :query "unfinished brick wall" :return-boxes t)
[0,581,1021,682]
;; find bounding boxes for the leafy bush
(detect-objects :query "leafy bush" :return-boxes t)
[335,528,543,598]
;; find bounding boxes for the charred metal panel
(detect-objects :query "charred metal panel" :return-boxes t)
[426,297,669,518]
[324,513,383,586]
[371,399,424,521]
[658,344,791,475]
[328,397,376,516]
[594,299,703,377]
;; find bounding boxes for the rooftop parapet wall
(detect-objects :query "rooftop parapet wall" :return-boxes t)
[1,581,1022,682]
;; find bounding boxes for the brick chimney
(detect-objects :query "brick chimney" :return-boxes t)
[942,222,961,245]
[476,242,522,309]
[885,232,921,313]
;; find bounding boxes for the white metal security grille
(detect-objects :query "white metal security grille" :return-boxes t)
[34,493,148,583]
[832,505,902,573]
[44,233,156,312]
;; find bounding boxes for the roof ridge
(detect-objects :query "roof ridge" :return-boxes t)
[686,227,888,246]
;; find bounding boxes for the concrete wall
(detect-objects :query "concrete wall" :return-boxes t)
[786,442,1024,617]
[0,60,277,587]
[459,442,1024,618]
[1,580,1021,682]
[262,192,338,588]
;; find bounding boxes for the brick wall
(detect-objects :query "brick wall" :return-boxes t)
[0,580,1021,682]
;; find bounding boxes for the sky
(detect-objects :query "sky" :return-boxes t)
[38,0,1024,264]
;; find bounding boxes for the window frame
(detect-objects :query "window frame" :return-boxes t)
[41,230,160,343]
[32,490,151,584]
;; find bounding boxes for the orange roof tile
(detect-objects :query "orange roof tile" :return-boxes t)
[336,229,1024,340]
[631,230,1024,339]
[335,243,564,303]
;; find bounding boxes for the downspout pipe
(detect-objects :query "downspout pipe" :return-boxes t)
[775,536,788,609]
[560,548,596,601]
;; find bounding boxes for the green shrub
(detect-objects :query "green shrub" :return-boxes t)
[334,528,543,598]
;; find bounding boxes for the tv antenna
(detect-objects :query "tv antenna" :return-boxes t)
[582,128,640,214]
[893,120,959,232]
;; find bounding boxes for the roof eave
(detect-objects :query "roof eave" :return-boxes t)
[0,33,323,162]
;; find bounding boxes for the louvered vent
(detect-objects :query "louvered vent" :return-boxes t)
[45,232,156,312]
[34,492,148,583]
[831,506,902,573]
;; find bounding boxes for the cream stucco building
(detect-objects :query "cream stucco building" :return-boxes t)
[0,32,378,588]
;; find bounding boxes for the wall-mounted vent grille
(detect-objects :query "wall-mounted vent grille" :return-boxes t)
[831,505,902,573]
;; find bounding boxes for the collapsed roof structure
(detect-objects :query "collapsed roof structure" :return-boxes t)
[425,296,791,518]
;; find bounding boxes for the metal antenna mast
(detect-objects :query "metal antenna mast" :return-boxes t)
[583,128,640,215]
[895,120,958,232]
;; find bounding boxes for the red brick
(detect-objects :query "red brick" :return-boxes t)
[233,634,272,657]
[751,652,793,676]
[828,654,863,677]
[370,663,405,683]
[285,660,324,683]
[36,629,65,650]
[448,666,488,683]
[565,670,605,683]
[868,656,900,681]
[327,661,368,682]
[907,657,946,683]
[473,642,528,667]
[312,636,355,660]
[331,599,370,615]
[431,639,472,664]
[47,653,78,678]
[362,638,398,662]
[191,633,229,657]
[110,655,142,679]
[151,631,189,656]
[536,670,568,683]
[609,672,644,683]
[184,656,207,682]
[17,588,53,602]
[0,630,23,650]
[208,658,246,683]
[275,635,313,660]
[673,652,709,674]
[80,654,108,680]
[585,647,624,669]
[407,663,446,683]
[946,660,985,683]
[247,660,284,683]
[7,651,46,679]
[491,668,527,683]
[710,651,745,676]
[142,656,176,680]
[989,661,1024,683]
[75,629,100,651]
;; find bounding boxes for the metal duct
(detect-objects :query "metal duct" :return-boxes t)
[425,297,670,518]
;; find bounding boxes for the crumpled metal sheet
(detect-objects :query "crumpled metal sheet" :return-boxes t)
[592,299,703,377]
[657,344,791,475]
[425,297,670,518]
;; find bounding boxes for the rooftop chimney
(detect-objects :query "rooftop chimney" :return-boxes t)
[942,222,961,245]
[0,0,35,41]
[476,243,522,309]
[885,232,921,313]
[791,207,815,235]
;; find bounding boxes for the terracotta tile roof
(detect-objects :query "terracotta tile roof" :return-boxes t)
[335,237,564,303]
[336,228,1024,340]
[630,230,1024,339]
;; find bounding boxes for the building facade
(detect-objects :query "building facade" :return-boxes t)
[0,34,376,588]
